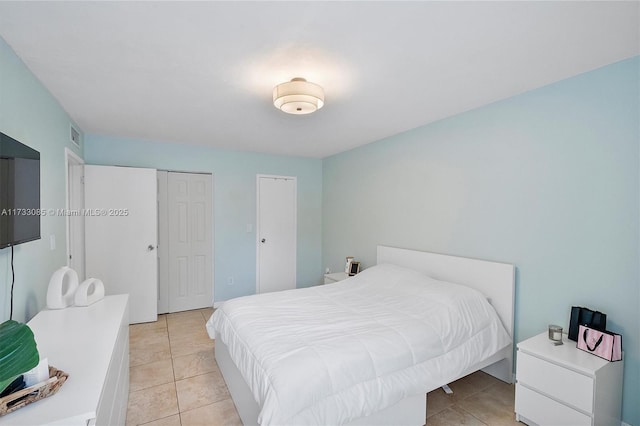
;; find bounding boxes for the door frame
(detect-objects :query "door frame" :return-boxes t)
[157,171,169,314]
[255,174,297,294]
[64,148,85,280]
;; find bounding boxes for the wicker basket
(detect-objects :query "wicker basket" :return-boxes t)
[0,366,68,416]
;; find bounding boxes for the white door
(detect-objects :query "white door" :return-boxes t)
[257,175,296,294]
[85,165,158,324]
[162,172,213,312]
[65,149,85,281]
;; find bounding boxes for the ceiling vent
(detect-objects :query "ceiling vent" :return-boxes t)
[70,124,80,147]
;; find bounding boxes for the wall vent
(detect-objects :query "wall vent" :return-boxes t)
[70,124,81,147]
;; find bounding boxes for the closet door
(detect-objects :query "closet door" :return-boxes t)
[256,175,296,294]
[167,172,213,312]
[85,165,158,324]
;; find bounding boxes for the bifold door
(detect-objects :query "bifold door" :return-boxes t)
[158,171,213,313]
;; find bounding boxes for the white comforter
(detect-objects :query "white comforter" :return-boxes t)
[207,263,510,425]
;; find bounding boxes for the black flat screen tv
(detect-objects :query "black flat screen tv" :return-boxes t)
[0,132,41,248]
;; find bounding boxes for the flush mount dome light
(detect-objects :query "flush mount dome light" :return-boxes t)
[273,78,324,115]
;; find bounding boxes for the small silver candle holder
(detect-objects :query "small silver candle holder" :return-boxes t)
[548,324,563,345]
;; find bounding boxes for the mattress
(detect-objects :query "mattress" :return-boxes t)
[207,263,511,425]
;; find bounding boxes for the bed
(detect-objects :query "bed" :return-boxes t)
[206,245,515,425]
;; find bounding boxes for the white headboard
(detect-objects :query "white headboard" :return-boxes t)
[377,245,515,382]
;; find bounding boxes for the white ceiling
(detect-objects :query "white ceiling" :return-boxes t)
[0,1,638,158]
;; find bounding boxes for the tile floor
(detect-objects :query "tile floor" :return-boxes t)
[127,308,242,426]
[127,308,518,426]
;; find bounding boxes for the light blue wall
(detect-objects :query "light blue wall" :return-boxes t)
[84,136,323,301]
[0,37,84,323]
[323,57,639,425]
[4,25,638,422]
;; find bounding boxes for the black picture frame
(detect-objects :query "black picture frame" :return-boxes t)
[348,261,360,276]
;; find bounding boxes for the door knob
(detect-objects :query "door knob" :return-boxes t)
[148,244,156,251]
[261,238,266,243]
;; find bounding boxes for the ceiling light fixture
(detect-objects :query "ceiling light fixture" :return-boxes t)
[273,78,324,115]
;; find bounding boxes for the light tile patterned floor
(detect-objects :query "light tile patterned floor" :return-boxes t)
[127,308,242,426]
[126,308,518,425]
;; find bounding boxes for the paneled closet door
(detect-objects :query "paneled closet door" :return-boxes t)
[256,175,296,294]
[84,165,158,324]
[166,172,213,312]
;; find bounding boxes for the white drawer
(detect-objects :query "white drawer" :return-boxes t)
[516,383,591,426]
[517,351,594,412]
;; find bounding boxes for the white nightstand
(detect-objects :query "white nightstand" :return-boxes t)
[323,272,349,284]
[515,332,623,426]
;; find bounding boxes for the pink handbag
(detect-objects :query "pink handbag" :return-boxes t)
[577,325,622,361]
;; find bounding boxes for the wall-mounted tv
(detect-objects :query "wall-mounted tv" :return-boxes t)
[0,132,41,248]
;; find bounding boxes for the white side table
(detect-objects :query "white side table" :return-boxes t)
[323,272,349,284]
[515,331,623,426]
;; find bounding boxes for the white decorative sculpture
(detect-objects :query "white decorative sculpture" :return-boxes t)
[74,278,105,307]
[46,266,79,309]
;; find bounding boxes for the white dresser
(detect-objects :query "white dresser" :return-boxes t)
[1,295,129,426]
[515,332,623,426]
